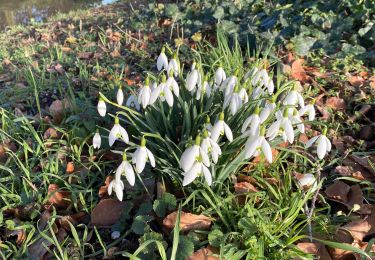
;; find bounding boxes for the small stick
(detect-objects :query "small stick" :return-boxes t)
[306,164,322,242]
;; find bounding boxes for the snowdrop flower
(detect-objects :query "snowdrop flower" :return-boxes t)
[221,75,237,95]
[244,127,273,163]
[108,177,124,201]
[116,152,136,186]
[180,135,211,186]
[93,130,101,149]
[156,75,174,107]
[157,47,168,71]
[263,75,275,95]
[251,86,264,99]
[183,160,212,186]
[241,107,260,136]
[201,130,221,164]
[239,88,249,103]
[283,87,305,108]
[259,99,276,123]
[186,62,199,92]
[138,79,152,109]
[166,72,179,97]
[214,67,226,88]
[196,80,211,100]
[116,87,124,105]
[167,54,179,77]
[126,94,140,111]
[290,109,305,134]
[211,112,233,142]
[299,100,316,121]
[298,173,317,190]
[204,116,213,132]
[132,136,156,173]
[149,81,162,105]
[109,116,129,146]
[180,135,210,172]
[306,129,331,160]
[266,109,295,143]
[97,97,106,117]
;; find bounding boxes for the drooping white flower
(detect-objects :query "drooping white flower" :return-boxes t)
[263,75,275,95]
[156,76,174,107]
[166,73,179,97]
[167,55,179,77]
[298,173,317,189]
[196,80,211,100]
[244,128,273,163]
[221,75,237,94]
[241,107,260,136]
[109,116,129,146]
[116,152,136,186]
[180,135,211,186]
[138,82,151,109]
[204,115,213,132]
[132,137,156,173]
[108,177,124,201]
[239,88,249,103]
[97,97,106,117]
[157,47,168,71]
[259,100,276,123]
[290,109,305,134]
[211,112,233,142]
[251,86,264,99]
[266,109,295,144]
[116,87,124,105]
[214,67,226,88]
[182,161,212,186]
[126,95,140,111]
[186,62,199,92]
[149,81,162,105]
[180,136,210,172]
[305,131,331,160]
[299,102,316,121]
[283,88,305,108]
[93,130,101,149]
[201,130,222,164]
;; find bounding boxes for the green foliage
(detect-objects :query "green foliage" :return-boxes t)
[147,0,374,65]
[153,192,177,218]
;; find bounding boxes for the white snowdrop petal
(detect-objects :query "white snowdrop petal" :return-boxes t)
[317,136,327,159]
[223,122,233,142]
[210,122,223,142]
[135,147,147,173]
[261,138,273,163]
[324,136,332,152]
[200,148,210,167]
[119,126,129,144]
[182,162,200,186]
[108,180,114,196]
[186,70,198,91]
[305,135,320,148]
[298,174,316,188]
[124,162,135,186]
[284,119,295,144]
[109,125,119,146]
[244,136,259,159]
[114,180,124,201]
[146,148,156,167]
[149,86,161,105]
[97,100,106,117]
[93,133,101,149]
[164,86,174,107]
[157,52,168,71]
[180,145,199,172]
[297,93,305,108]
[116,89,124,105]
[202,165,212,186]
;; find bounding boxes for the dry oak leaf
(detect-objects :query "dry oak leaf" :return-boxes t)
[91,199,126,227]
[47,184,71,209]
[347,74,365,87]
[295,242,332,260]
[290,59,310,83]
[325,181,351,202]
[335,166,366,181]
[98,176,114,199]
[187,247,219,260]
[163,211,211,232]
[234,182,258,194]
[43,127,62,140]
[325,97,346,111]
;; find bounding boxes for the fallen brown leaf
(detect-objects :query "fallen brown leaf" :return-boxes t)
[47,184,71,209]
[295,242,332,260]
[325,181,351,202]
[163,211,211,232]
[98,176,114,199]
[325,97,346,111]
[91,199,126,227]
[43,128,62,140]
[290,59,310,83]
[77,51,93,59]
[347,74,365,87]
[187,247,219,260]
[234,182,258,194]
[66,162,75,174]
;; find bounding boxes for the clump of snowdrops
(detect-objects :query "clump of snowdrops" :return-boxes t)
[94,39,330,201]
